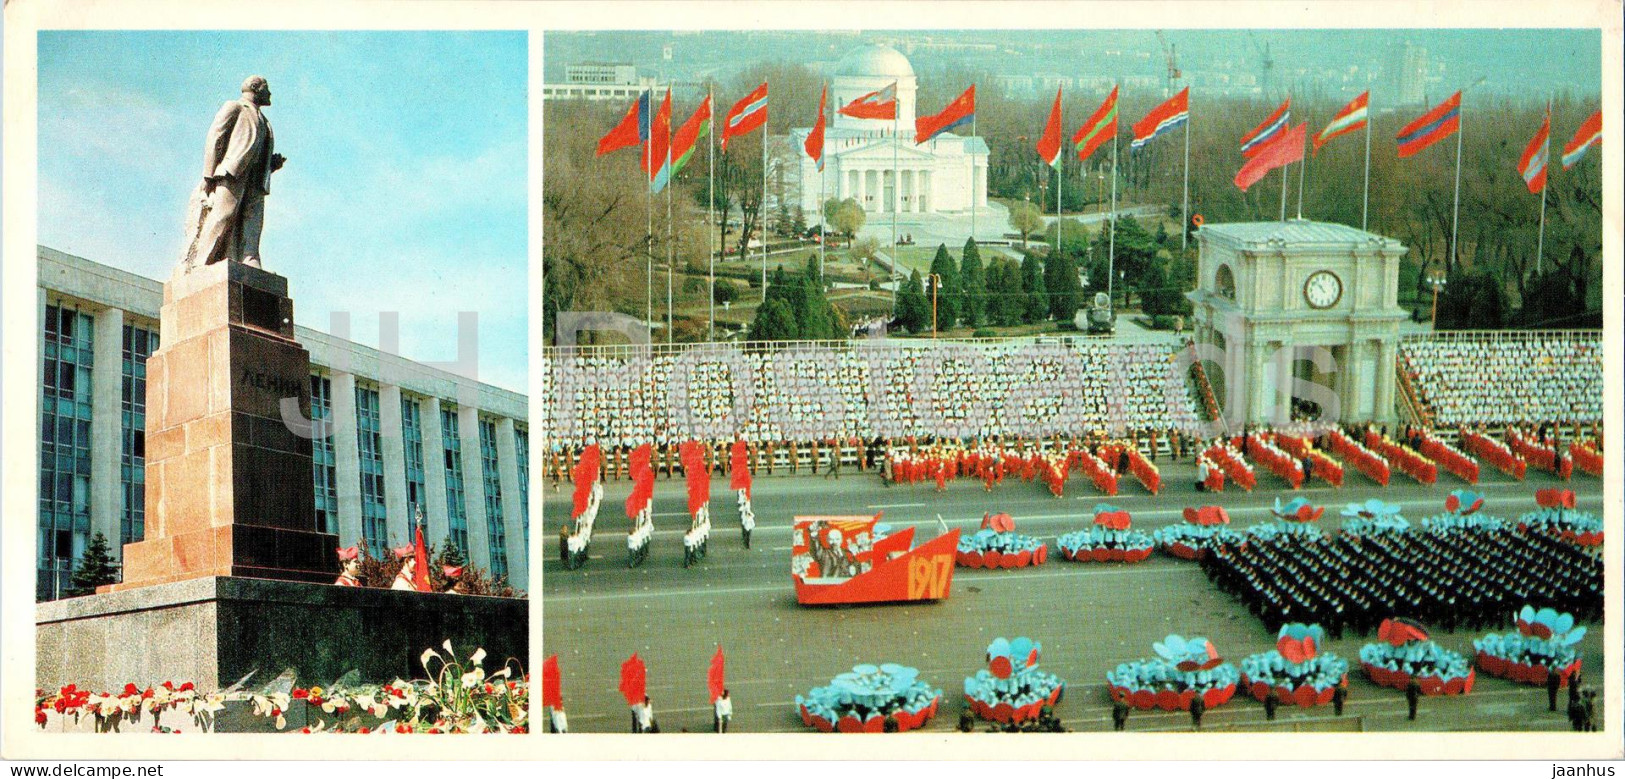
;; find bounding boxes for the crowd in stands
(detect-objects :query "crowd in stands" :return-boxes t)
[1400,335,1602,428]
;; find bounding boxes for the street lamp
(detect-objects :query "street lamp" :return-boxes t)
[929,272,942,339]
[1427,270,1448,325]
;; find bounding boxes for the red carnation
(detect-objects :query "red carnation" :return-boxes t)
[292,688,308,699]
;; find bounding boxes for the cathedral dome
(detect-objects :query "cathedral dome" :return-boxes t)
[835,43,915,79]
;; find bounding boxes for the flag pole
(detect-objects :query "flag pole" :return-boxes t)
[761,121,768,305]
[1108,101,1118,306]
[891,102,899,267]
[1536,98,1550,275]
[1055,104,1063,260]
[666,110,675,344]
[1181,98,1190,251]
[707,84,716,342]
[1296,122,1307,220]
[971,109,977,243]
[819,81,826,281]
[1449,95,1463,271]
[1361,94,1371,232]
[646,89,654,333]
[1279,162,1288,221]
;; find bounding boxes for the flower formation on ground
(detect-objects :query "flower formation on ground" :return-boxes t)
[1106,634,1240,711]
[955,513,1048,568]
[1420,489,1506,534]
[1474,605,1586,687]
[1519,490,1602,545]
[1244,521,1324,543]
[1359,618,1474,695]
[1057,504,1153,562]
[795,663,942,732]
[1339,498,1410,536]
[1239,623,1350,707]
[1154,506,1245,560]
[35,642,527,734]
[963,637,1066,724]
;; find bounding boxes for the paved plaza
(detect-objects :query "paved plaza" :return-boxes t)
[542,458,1605,733]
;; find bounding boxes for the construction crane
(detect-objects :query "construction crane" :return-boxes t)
[1154,30,1181,97]
[1248,31,1276,99]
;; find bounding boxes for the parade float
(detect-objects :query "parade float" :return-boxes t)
[1244,497,1325,543]
[1474,606,1585,687]
[1359,618,1475,696]
[1518,488,1602,546]
[1057,504,1153,563]
[624,443,655,567]
[1418,490,1506,534]
[561,444,603,570]
[1154,506,1245,560]
[680,441,712,568]
[956,512,1048,569]
[1106,634,1240,711]
[730,439,756,548]
[792,515,961,605]
[962,637,1067,724]
[795,663,942,732]
[1239,623,1350,707]
[1338,498,1410,537]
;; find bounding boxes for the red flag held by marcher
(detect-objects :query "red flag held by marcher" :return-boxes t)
[619,654,647,705]
[681,441,710,517]
[541,654,563,708]
[729,439,752,499]
[571,444,602,519]
[707,646,727,703]
[1233,122,1307,192]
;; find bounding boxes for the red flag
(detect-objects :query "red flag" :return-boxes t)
[915,85,975,144]
[681,440,710,517]
[728,439,752,498]
[721,83,768,151]
[571,444,602,519]
[619,653,647,705]
[541,654,563,708]
[1036,87,1063,168]
[625,442,654,519]
[707,646,726,703]
[596,92,649,157]
[670,94,712,178]
[1561,110,1602,169]
[412,526,431,592]
[838,82,897,120]
[1240,99,1291,159]
[1518,110,1551,194]
[1396,91,1461,158]
[1234,121,1307,192]
[646,88,673,193]
[805,86,827,171]
[1071,85,1118,162]
[1313,91,1369,156]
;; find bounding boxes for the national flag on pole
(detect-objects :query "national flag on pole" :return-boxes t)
[670,93,711,178]
[1036,87,1064,168]
[1313,91,1369,156]
[1560,110,1601,170]
[805,86,827,171]
[721,83,768,151]
[1131,87,1190,152]
[1396,91,1461,158]
[597,91,649,156]
[1072,85,1118,162]
[838,82,897,120]
[1240,99,1291,158]
[411,525,431,592]
[916,85,975,143]
[1234,121,1307,192]
[647,89,673,193]
[1518,111,1551,194]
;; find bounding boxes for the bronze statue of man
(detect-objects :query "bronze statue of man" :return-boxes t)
[181,75,287,270]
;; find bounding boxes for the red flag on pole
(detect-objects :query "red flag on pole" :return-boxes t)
[571,444,602,519]
[619,654,648,705]
[707,646,727,703]
[728,440,752,499]
[541,654,563,708]
[1517,111,1551,194]
[805,86,827,171]
[1036,87,1064,168]
[721,83,768,151]
[412,525,431,592]
[681,440,710,517]
[1234,122,1307,192]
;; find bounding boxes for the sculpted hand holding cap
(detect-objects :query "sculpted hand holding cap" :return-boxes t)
[180,75,288,271]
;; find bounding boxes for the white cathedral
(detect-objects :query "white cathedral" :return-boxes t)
[790,43,989,220]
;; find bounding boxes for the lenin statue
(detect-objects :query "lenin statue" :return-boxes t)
[179,75,287,270]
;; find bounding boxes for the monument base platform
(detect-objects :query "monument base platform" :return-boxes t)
[38,577,527,694]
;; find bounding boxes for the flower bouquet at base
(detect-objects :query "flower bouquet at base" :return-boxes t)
[1154,506,1245,560]
[1419,490,1506,535]
[963,637,1066,724]
[1057,504,1152,563]
[956,513,1048,569]
[1247,497,1326,543]
[1518,489,1602,546]
[1338,499,1410,537]
[1105,634,1240,711]
[1239,623,1350,708]
[795,663,942,732]
[1359,618,1474,695]
[1474,606,1585,687]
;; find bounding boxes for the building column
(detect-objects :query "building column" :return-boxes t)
[379,383,409,548]
[1376,339,1398,424]
[1247,341,1270,424]
[420,396,450,550]
[859,169,870,212]
[1342,341,1364,423]
[330,371,363,547]
[495,417,527,590]
[457,405,491,572]
[89,306,124,551]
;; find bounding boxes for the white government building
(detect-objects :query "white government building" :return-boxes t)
[790,43,989,220]
[36,247,530,600]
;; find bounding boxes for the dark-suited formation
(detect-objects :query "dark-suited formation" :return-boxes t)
[1200,529,1602,637]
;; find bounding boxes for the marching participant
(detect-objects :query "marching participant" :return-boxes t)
[390,545,420,591]
[625,442,655,567]
[563,443,604,570]
[730,439,755,548]
[681,440,713,568]
[333,545,362,587]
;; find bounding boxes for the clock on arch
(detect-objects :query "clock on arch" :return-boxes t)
[1304,270,1343,309]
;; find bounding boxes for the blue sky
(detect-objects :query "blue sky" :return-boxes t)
[38,31,529,393]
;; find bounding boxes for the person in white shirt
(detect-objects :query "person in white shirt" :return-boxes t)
[638,695,657,733]
[714,688,733,733]
[630,699,645,733]
[549,704,568,734]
